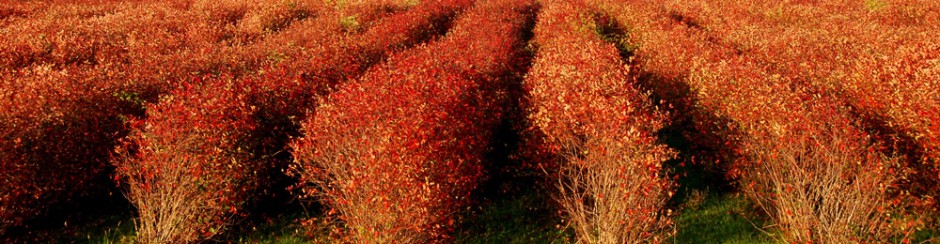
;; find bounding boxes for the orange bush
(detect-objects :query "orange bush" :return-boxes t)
[114,0,469,241]
[662,0,940,210]
[590,0,906,241]
[688,56,899,242]
[290,0,536,241]
[661,0,940,227]
[0,1,201,232]
[522,0,675,242]
[0,67,129,233]
[1,0,375,234]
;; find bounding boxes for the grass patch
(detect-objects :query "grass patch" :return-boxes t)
[229,212,313,244]
[81,214,135,243]
[77,208,317,244]
[33,180,781,243]
[455,187,774,243]
[456,189,571,244]
[673,192,774,243]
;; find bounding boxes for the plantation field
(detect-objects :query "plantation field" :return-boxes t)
[1,0,938,242]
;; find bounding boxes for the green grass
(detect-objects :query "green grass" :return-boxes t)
[67,192,939,243]
[452,178,774,244]
[54,181,780,244]
[673,193,775,243]
[83,215,135,244]
[76,210,316,244]
[229,212,313,244]
[27,188,787,243]
[456,189,774,243]
[456,189,571,243]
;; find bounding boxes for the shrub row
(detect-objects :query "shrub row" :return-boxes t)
[522,0,675,242]
[687,56,899,242]
[722,0,940,210]
[0,66,128,234]
[589,0,905,242]
[586,0,745,176]
[290,0,536,241]
[663,0,940,226]
[838,46,940,208]
[0,1,205,226]
[0,0,398,235]
[114,0,471,242]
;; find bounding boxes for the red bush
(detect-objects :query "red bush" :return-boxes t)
[589,0,905,241]
[522,1,676,242]
[290,0,536,241]
[0,1,263,233]
[113,0,471,241]
[115,76,258,242]
[657,0,940,227]
[0,67,128,233]
[687,56,900,242]
[0,0,335,234]
[663,0,940,211]
[0,3,186,230]
[586,0,746,176]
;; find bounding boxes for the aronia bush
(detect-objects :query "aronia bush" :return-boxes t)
[0,1,203,232]
[663,0,940,228]
[589,0,904,241]
[688,56,899,242]
[290,0,536,241]
[114,0,470,241]
[522,0,675,242]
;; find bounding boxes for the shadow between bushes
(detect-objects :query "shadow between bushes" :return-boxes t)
[591,8,781,242]
[1,96,145,242]
[457,2,571,243]
[592,10,735,208]
[459,6,749,242]
[0,184,134,243]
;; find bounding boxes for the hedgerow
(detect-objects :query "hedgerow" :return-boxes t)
[657,0,940,232]
[114,0,470,241]
[589,0,905,242]
[0,0,374,234]
[688,56,899,242]
[522,0,675,242]
[0,67,129,234]
[290,0,536,241]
